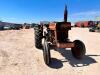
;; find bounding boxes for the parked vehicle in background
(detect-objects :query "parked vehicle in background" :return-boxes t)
[0,26,4,30]
[89,26,96,32]
[11,24,23,30]
[3,25,11,30]
[23,23,31,29]
[75,21,94,27]
[89,21,100,32]
[31,23,36,28]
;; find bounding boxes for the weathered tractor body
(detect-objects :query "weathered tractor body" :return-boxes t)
[47,22,73,48]
[34,5,86,65]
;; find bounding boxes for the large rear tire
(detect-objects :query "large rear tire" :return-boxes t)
[43,39,51,65]
[71,40,86,59]
[34,26,43,49]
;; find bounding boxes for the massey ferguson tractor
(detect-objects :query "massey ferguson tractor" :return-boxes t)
[34,5,86,65]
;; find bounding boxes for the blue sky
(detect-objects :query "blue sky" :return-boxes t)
[0,0,100,23]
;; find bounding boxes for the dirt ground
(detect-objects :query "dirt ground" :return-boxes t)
[0,28,100,75]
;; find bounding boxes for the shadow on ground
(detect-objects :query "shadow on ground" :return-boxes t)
[48,58,63,69]
[48,48,99,69]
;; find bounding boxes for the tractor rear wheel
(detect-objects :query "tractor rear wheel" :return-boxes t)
[34,26,43,49]
[71,40,86,59]
[43,39,51,65]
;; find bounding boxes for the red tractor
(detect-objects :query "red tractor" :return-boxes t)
[34,5,86,65]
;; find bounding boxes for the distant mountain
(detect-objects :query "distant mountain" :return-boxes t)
[40,21,50,25]
[0,21,14,26]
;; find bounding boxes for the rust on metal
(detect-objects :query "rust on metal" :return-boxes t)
[57,42,74,48]
[49,23,56,30]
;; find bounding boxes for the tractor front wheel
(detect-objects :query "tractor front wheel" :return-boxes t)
[43,39,51,65]
[71,40,86,59]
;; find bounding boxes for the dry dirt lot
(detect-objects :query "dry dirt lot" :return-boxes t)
[0,28,100,75]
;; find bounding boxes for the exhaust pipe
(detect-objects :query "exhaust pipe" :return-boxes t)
[64,5,68,22]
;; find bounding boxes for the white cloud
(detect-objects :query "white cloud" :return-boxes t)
[70,11,100,17]
[69,11,100,22]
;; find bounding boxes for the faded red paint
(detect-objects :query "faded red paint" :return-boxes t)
[75,21,94,27]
